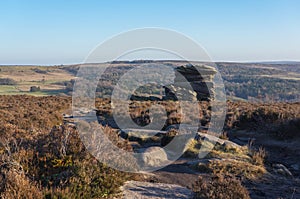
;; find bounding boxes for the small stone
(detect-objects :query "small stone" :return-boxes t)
[273,164,293,177]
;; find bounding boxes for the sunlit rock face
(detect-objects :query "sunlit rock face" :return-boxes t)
[92,61,217,102]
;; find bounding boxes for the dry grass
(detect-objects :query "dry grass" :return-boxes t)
[0,66,74,82]
[185,139,267,179]
[183,139,215,158]
[207,159,266,179]
[251,147,266,166]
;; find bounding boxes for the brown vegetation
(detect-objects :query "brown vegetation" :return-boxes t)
[192,174,250,199]
[0,95,299,198]
[0,95,135,198]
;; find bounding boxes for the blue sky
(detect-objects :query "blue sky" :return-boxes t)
[0,0,300,65]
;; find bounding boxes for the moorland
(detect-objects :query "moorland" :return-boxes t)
[0,61,299,198]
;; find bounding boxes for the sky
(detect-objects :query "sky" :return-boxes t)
[0,0,300,65]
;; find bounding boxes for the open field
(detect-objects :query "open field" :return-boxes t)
[0,65,74,95]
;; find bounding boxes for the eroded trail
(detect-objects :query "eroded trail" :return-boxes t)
[121,158,198,199]
[120,130,300,199]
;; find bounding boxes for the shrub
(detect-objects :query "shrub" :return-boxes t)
[251,147,266,166]
[207,159,266,179]
[44,159,130,199]
[271,118,300,140]
[0,170,43,199]
[0,78,17,85]
[161,129,178,147]
[183,139,201,158]
[192,174,250,199]
[0,96,135,198]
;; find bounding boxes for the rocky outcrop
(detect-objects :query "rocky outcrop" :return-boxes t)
[93,61,217,102]
[164,64,216,101]
[141,147,169,167]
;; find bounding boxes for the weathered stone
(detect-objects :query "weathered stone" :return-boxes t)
[163,84,197,101]
[122,181,193,199]
[197,132,242,149]
[164,64,217,101]
[141,147,169,167]
[222,140,241,151]
[120,129,165,139]
[273,164,293,177]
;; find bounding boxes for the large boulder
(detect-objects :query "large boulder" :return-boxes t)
[173,64,216,101]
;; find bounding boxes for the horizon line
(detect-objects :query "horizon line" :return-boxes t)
[1,59,300,66]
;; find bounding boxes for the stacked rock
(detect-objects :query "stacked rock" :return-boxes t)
[164,64,216,101]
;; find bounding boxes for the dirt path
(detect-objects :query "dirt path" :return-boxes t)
[121,158,199,198]
[151,159,200,189]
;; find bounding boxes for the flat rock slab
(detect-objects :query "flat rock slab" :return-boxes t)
[122,181,193,199]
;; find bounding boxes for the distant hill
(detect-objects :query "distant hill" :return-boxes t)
[0,60,299,102]
[250,61,300,65]
[216,62,300,102]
